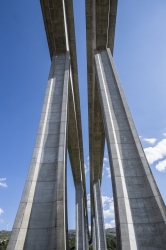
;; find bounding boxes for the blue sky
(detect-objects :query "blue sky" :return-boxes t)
[0,0,166,231]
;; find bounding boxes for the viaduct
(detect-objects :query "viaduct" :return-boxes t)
[7,0,166,249]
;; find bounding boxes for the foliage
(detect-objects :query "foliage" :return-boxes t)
[0,240,8,250]
[106,236,116,250]
[89,243,93,249]
[68,229,116,250]
[0,231,11,250]
[68,237,76,249]
[0,229,117,250]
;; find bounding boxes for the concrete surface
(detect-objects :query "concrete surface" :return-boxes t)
[86,0,118,246]
[95,49,166,250]
[7,53,70,250]
[93,180,107,250]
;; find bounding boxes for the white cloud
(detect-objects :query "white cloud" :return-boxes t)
[0,178,7,188]
[102,196,114,219]
[0,208,4,216]
[155,159,166,172]
[84,163,89,175]
[102,196,112,206]
[102,163,105,176]
[87,194,115,228]
[105,220,115,229]
[0,219,4,224]
[106,167,111,178]
[103,157,111,178]
[103,157,109,162]
[87,194,91,212]
[144,138,157,144]
[84,157,90,175]
[144,139,166,164]
[163,133,166,137]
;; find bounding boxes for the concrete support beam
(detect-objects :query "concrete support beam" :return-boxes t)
[93,82,105,181]
[86,1,118,243]
[93,180,107,250]
[76,182,88,250]
[107,0,118,51]
[84,213,89,250]
[41,0,89,246]
[40,0,67,54]
[68,79,82,183]
[68,83,89,249]
[65,1,89,239]
[95,48,166,250]
[92,217,97,250]
[7,53,70,250]
[89,82,105,247]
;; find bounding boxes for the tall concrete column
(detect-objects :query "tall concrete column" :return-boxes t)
[76,182,88,250]
[92,217,97,250]
[7,52,70,250]
[93,180,107,250]
[95,48,166,249]
[84,213,89,250]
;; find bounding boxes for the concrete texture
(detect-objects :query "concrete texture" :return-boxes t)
[93,180,107,250]
[8,1,89,249]
[76,182,88,250]
[8,0,166,249]
[95,49,166,250]
[92,217,97,250]
[7,53,70,250]
[86,0,118,247]
[41,0,89,236]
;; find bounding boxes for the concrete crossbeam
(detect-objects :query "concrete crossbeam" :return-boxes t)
[95,49,166,250]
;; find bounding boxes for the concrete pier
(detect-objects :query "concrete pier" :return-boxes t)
[7,0,166,249]
[86,1,118,247]
[92,217,97,250]
[8,0,89,248]
[76,182,88,250]
[95,48,166,249]
[93,180,107,250]
[7,53,70,250]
